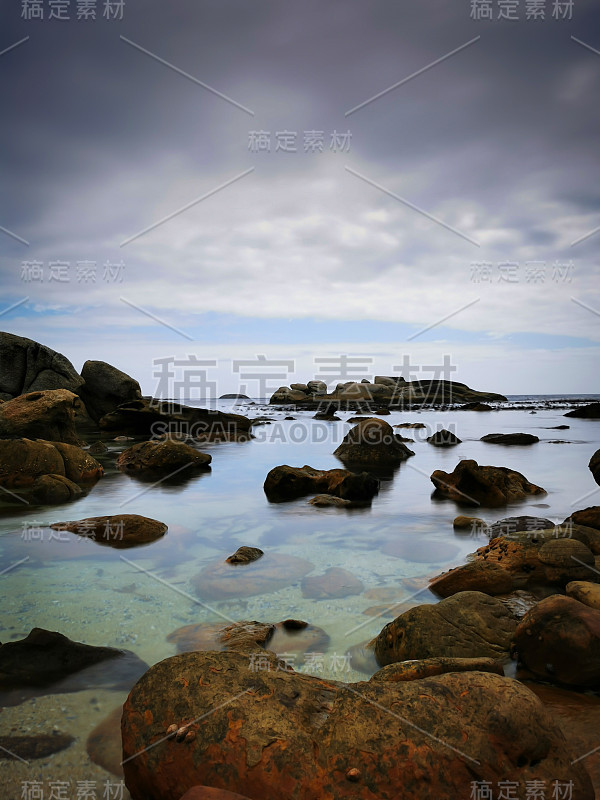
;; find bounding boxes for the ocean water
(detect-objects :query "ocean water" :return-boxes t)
[1,397,599,797]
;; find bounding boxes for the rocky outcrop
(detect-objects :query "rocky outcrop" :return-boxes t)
[481,433,539,445]
[430,459,546,507]
[0,389,85,444]
[370,656,504,682]
[371,591,517,667]
[333,418,414,468]
[264,464,379,503]
[565,403,600,419]
[0,437,103,503]
[79,360,142,422]
[426,429,461,446]
[99,397,252,441]
[50,514,167,549]
[429,561,514,598]
[513,595,600,688]
[0,332,84,400]
[121,650,592,800]
[116,439,211,477]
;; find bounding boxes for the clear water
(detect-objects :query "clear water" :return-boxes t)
[1,398,599,795]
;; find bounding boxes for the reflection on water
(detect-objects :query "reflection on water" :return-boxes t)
[1,399,599,791]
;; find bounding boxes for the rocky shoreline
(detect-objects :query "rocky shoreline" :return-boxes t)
[1,332,600,799]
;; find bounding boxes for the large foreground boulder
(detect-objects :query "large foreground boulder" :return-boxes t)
[116,439,211,477]
[0,437,103,503]
[430,459,546,507]
[371,591,517,667]
[333,418,414,468]
[79,360,142,422]
[0,389,85,444]
[0,332,84,400]
[513,595,600,688]
[264,465,379,503]
[121,650,593,800]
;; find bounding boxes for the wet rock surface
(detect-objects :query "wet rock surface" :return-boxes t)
[79,359,142,422]
[226,546,264,564]
[116,439,212,477]
[264,464,379,502]
[333,418,415,468]
[301,567,364,599]
[0,732,74,760]
[121,649,592,800]
[192,552,314,600]
[370,656,505,682]
[50,514,168,548]
[481,433,540,445]
[430,459,546,507]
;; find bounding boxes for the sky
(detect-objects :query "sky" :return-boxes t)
[0,0,599,397]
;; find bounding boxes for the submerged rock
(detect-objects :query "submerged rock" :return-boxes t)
[430,459,546,507]
[50,514,167,549]
[121,650,592,800]
[264,464,379,503]
[370,656,504,683]
[86,706,124,777]
[301,567,364,599]
[513,595,600,688]
[0,389,85,444]
[0,732,74,760]
[371,591,517,666]
[192,552,314,600]
[333,418,414,468]
[481,433,539,445]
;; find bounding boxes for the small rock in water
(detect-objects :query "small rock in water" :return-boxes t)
[225,546,264,565]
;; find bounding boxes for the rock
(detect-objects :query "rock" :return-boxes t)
[0,732,74,760]
[264,465,379,503]
[50,514,167,549]
[88,440,107,454]
[430,459,546,507]
[333,418,414,468]
[99,397,252,441]
[566,581,600,610]
[513,595,600,688]
[79,360,142,422]
[537,538,595,584]
[306,380,328,395]
[481,433,539,445]
[453,515,487,531]
[395,422,426,428]
[219,394,250,400]
[226,546,264,564]
[0,332,84,399]
[0,389,85,444]
[487,516,554,538]
[458,402,493,411]
[565,403,600,418]
[565,507,600,532]
[179,789,255,800]
[116,439,211,477]
[371,591,517,666]
[301,567,364,599]
[374,407,390,415]
[0,437,103,502]
[0,628,145,690]
[426,429,462,446]
[121,650,591,800]
[270,387,311,404]
[429,561,514,598]
[370,656,504,682]
[590,449,600,486]
[166,619,329,667]
[192,552,314,600]
[289,384,309,393]
[308,494,354,507]
[86,706,124,777]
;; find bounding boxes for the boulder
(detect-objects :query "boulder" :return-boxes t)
[371,591,517,667]
[429,561,514,598]
[537,538,595,584]
[264,465,379,503]
[370,656,504,683]
[99,397,252,441]
[79,360,142,422]
[333,418,414,468]
[590,449,600,486]
[306,380,327,395]
[0,389,85,444]
[269,387,311,404]
[430,459,546,507]
[566,506,600,531]
[565,403,600,418]
[308,494,354,507]
[566,581,600,610]
[86,706,124,777]
[513,595,600,688]
[487,516,554,538]
[426,429,461,446]
[121,650,592,800]
[481,433,539,445]
[453,515,487,531]
[395,422,426,429]
[50,514,167,549]
[301,567,364,599]
[0,437,103,503]
[0,732,74,760]
[226,546,264,564]
[116,439,211,477]
[192,552,314,600]
[0,332,84,400]
[459,402,493,411]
